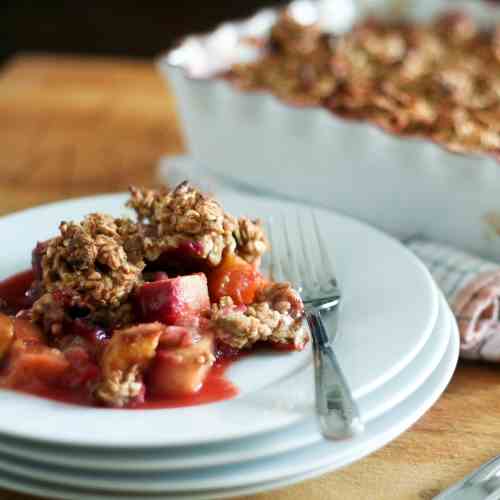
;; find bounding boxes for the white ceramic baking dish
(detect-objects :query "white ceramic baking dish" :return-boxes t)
[158,0,500,261]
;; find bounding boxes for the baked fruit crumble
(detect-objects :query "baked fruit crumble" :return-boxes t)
[223,8,500,157]
[0,182,308,408]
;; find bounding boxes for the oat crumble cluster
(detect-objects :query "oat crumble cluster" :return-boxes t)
[211,283,307,350]
[128,182,267,265]
[1,182,307,408]
[225,9,500,156]
[233,217,269,265]
[128,183,236,266]
[32,214,144,334]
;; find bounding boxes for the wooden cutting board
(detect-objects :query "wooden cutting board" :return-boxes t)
[1,54,500,500]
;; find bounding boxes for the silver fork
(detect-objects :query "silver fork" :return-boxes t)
[435,455,500,499]
[268,211,364,440]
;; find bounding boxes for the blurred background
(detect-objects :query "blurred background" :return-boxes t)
[1,0,498,215]
[2,1,278,63]
[2,1,292,214]
[5,1,500,63]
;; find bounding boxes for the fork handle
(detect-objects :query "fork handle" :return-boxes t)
[306,308,364,440]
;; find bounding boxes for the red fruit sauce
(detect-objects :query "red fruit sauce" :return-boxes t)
[0,269,36,313]
[0,270,239,409]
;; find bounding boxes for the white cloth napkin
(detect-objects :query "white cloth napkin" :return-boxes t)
[407,239,500,362]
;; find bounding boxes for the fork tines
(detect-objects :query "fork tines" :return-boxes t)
[267,211,339,305]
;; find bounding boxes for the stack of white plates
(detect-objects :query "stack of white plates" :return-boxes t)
[0,191,459,500]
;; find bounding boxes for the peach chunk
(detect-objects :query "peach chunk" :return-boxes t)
[1,319,68,389]
[148,329,215,397]
[135,274,210,326]
[0,314,14,361]
[96,322,165,407]
[208,253,263,305]
[2,348,69,389]
[100,323,164,378]
[12,318,46,348]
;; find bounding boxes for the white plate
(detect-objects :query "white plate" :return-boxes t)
[0,321,459,499]
[0,292,450,474]
[0,302,452,492]
[0,192,438,447]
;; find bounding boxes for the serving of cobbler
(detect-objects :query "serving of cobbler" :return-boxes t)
[0,182,308,409]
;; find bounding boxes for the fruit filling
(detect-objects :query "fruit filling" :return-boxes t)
[0,182,308,408]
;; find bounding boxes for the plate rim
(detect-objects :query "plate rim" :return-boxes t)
[0,319,459,499]
[0,292,451,474]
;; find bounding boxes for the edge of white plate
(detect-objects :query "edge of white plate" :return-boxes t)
[0,292,451,474]
[0,319,459,499]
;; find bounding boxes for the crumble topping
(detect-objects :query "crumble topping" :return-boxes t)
[39,214,144,307]
[96,365,143,408]
[128,182,237,266]
[230,12,336,106]
[127,182,268,265]
[225,9,500,156]
[31,292,67,336]
[90,303,135,329]
[271,9,322,56]
[258,281,304,318]
[234,217,268,264]
[96,322,164,407]
[210,282,307,349]
[32,213,145,334]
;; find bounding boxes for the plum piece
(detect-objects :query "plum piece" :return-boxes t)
[135,273,210,326]
[148,329,215,397]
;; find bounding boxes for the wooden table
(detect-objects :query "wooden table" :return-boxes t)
[1,54,499,500]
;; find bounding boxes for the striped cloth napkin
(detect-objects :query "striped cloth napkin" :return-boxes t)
[407,239,500,362]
